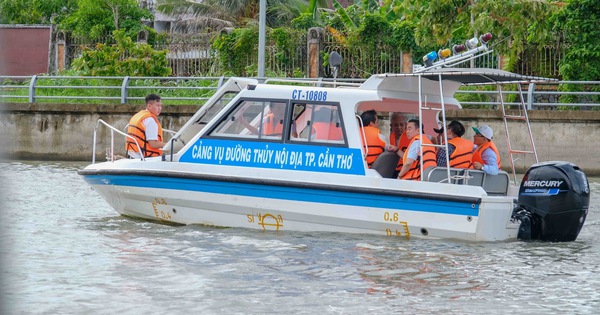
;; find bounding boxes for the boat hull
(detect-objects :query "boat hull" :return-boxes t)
[81,163,519,242]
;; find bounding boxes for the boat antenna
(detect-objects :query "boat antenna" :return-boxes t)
[234,81,243,91]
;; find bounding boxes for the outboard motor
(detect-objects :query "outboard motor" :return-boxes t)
[513,161,590,242]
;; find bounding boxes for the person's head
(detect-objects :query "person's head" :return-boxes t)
[447,120,466,139]
[390,112,407,136]
[406,119,421,139]
[145,94,162,116]
[472,125,493,145]
[433,120,465,140]
[313,106,332,122]
[360,109,378,127]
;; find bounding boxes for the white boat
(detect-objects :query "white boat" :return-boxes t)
[79,36,590,242]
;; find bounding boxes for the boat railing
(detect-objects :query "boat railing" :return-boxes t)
[93,119,144,164]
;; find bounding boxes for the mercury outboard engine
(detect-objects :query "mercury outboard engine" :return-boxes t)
[513,161,590,242]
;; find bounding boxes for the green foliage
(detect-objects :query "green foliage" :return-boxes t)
[354,13,390,47]
[409,0,560,72]
[331,0,357,30]
[211,25,306,77]
[71,30,172,77]
[0,0,76,24]
[272,28,304,66]
[455,85,498,109]
[212,27,259,76]
[291,12,320,30]
[551,0,600,108]
[555,0,600,82]
[60,0,152,41]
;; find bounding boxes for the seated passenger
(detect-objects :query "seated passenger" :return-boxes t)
[312,107,343,141]
[387,112,410,178]
[239,102,296,138]
[435,120,473,168]
[397,119,437,180]
[262,102,286,136]
[359,109,387,167]
[470,125,501,175]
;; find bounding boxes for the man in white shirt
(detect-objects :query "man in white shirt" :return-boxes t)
[126,94,166,159]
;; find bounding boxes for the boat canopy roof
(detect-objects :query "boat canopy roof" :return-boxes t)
[376,68,558,85]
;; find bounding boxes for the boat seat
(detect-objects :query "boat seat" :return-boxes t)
[481,170,510,196]
[464,169,485,187]
[465,170,510,195]
[424,166,466,184]
[424,167,510,196]
[371,151,399,178]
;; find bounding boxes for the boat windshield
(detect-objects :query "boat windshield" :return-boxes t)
[208,99,347,146]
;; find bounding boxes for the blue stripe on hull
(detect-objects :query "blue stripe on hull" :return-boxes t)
[83,175,480,216]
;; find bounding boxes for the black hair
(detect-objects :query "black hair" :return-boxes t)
[145,93,161,104]
[360,109,377,126]
[407,118,421,130]
[448,120,466,137]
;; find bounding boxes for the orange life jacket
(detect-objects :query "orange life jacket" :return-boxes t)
[470,141,501,169]
[313,122,343,141]
[263,113,283,136]
[390,130,410,171]
[447,137,474,168]
[361,125,386,167]
[126,110,163,157]
[402,135,437,181]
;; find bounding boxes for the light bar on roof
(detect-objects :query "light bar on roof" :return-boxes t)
[414,32,494,73]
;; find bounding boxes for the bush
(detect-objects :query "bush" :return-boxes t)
[71,30,172,77]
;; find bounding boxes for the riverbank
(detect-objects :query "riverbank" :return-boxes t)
[1,103,599,175]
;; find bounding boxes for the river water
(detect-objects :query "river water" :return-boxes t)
[1,161,599,314]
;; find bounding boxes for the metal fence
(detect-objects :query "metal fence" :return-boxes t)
[1,75,599,109]
[61,28,566,79]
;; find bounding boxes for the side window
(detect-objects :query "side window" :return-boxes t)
[210,100,264,139]
[291,103,345,144]
[209,100,287,141]
[261,102,286,140]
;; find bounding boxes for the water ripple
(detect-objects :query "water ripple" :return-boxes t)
[1,162,599,314]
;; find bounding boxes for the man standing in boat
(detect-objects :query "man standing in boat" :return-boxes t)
[435,120,473,168]
[126,94,166,158]
[360,109,387,167]
[397,119,437,180]
[470,125,501,175]
[387,112,410,178]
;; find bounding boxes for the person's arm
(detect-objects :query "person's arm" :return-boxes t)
[398,158,414,178]
[480,148,499,175]
[398,141,419,179]
[148,139,166,149]
[238,114,260,135]
[143,117,166,149]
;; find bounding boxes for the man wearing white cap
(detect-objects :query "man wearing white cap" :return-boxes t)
[470,125,501,175]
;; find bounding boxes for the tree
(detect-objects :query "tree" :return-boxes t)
[156,0,325,30]
[555,0,600,81]
[406,0,561,71]
[0,0,76,24]
[71,30,172,76]
[60,0,152,40]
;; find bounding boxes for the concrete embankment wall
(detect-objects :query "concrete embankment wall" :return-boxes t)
[1,103,599,175]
